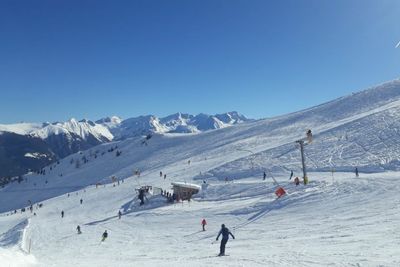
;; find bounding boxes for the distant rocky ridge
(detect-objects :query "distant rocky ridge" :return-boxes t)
[0,112,249,179]
[104,111,249,139]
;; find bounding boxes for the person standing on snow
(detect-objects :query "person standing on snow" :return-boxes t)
[201,219,207,231]
[101,230,108,241]
[118,210,122,219]
[61,210,64,218]
[216,224,235,256]
[139,189,145,205]
[263,172,266,180]
[355,167,359,177]
[76,225,81,234]
[80,198,83,205]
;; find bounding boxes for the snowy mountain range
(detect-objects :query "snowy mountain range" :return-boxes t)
[106,111,249,139]
[0,112,249,178]
[1,79,400,266]
[1,78,400,181]
[0,111,249,142]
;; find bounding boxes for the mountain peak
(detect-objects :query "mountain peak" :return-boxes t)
[96,116,122,125]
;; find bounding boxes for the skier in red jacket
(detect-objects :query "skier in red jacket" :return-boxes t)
[201,219,207,231]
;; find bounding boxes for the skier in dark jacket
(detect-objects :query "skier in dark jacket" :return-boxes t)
[101,230,108,241]
[61,210,64,218]
[216,224,235,256]
[139,189,145,205]
[76,225,81,234]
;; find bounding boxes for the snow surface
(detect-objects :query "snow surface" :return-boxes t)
[0,112,249,144]
[0,119,113,143]
[1,80,400,266]
[171,181,201,190]
[24,153,48,159]
[32,118,113,141]
[0,123,43,135]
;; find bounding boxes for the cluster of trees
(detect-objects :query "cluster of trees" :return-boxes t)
[69,146,123,169]
[1,144,124,188]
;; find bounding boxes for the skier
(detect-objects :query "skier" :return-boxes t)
[216,224,235,256]
[139,189,145,205]
[263,172,266,180]
[118,210,122,219]
[101,230,108,241]
[289,170,294,180]
[201,219,207,231]
[80,198,83,205]
[306,129,313,143]
[160,171,163,177]
[294,177,300,186]
[164,174,166,180]
[61,210,64,218]
[355,167,359,177]
[76,225,81,234]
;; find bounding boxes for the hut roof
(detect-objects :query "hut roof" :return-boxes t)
[171,182,201,190]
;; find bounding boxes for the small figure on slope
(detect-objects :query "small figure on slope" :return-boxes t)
[201,219,207,231]
[61,210,64,218]
[118,210,122,219]
[139,189,145,206]
[216,224,235,256]
[101,230,108,242]
[76,225,81,234]
[306,129,313,143]
[263,172,266,180]
[355,167,359,178]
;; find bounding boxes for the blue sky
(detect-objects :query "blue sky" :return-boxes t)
[0,0,399,123]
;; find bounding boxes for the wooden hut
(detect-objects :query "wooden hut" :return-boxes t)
[171,182,201,201]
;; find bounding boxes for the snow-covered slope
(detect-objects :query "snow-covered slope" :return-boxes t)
[0,123,43,135]
[0,112,249,141]
[0,119,113,143]
[0,119,114,160]
[1,79,399,209]
[0,113,249,179]
[109,115,168,140]
[31,119,113,142]
[1,79,400,266]
[95,116,122,129]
